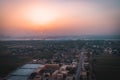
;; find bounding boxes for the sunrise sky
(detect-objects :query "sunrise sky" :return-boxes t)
[0,0,120,39]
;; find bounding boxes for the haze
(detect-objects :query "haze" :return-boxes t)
[0,0,120,39]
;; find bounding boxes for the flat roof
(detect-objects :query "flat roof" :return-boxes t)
[21,64,41,69]
[7,76,28,80]
[6,64,41,80]
[11,69,35,76]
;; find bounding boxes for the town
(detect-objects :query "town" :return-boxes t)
[0,40,120,80]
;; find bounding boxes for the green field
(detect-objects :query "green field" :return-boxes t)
[95,54,120,80]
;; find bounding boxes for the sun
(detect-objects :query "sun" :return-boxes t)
[26,7,58,26]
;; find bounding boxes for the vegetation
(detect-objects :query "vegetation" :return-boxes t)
[0,55,32,77]
[95,54,120,80]
[0,40,85,78]
[0,40,119,79]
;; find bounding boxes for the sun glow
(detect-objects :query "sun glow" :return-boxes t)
[25,7,58,26]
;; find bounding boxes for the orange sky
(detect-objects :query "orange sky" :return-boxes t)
[0,0,120,38]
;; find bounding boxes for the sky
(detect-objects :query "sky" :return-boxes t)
[0,0,120,39]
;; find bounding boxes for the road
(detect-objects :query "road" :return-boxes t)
[75,51,84,80]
